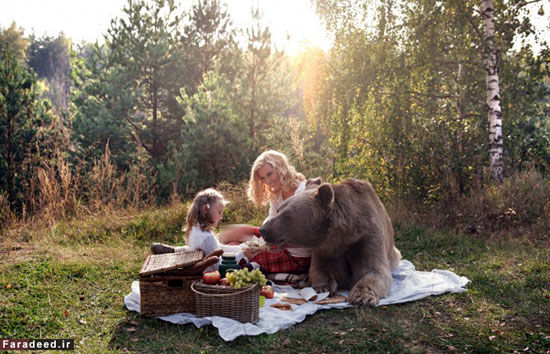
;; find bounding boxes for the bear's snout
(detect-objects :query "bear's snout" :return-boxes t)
[259,225,278,245]
[259,226,270,241]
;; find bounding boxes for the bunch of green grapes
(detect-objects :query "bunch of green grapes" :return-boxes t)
[226,268,267,289]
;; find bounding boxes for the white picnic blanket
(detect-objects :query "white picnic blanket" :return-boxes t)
[124,260,469,341]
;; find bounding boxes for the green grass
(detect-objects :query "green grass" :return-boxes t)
[1,208,549,353]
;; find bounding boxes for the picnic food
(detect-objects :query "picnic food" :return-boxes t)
[260,285,274,299]
[202,270,221,285]
[244,236,267,250]
[281,297,307,305]
[219,278,229,286]
[299,287,318,301]
[270,303,292,311]
[205,249,224,258]
[314,295,347,305]
[187,255,220,274]
[226,268,267,289]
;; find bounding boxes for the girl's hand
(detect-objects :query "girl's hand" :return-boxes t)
[219,224,257,244]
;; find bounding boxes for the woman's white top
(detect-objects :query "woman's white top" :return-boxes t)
[264,181,312,258]
[188,225,244,271]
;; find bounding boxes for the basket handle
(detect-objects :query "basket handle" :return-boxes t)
[191,281,259,298]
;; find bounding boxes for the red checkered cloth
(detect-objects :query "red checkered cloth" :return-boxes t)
[251,249,311,274]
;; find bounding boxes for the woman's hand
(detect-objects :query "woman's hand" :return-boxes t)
[243,247,261,261]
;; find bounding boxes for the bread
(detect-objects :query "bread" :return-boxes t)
[270,303,293,311]
[205,249,224,258]
[281,297,308,305]
[315,295,347,305]
[185,255,219,273]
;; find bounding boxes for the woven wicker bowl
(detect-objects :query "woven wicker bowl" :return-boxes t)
[191,281,260,323]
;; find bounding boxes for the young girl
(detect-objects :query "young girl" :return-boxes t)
[151,188,245,272]
[220,150,311,280]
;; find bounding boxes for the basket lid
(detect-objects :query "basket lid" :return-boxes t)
[139,249,204,276]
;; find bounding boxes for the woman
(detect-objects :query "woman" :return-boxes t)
[220,150,311,279]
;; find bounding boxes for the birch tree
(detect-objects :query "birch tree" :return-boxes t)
[481,0,504,182]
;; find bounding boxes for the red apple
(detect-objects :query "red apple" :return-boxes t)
[219,278,229,286]
[260,285,274,299]
[202,270,221,285]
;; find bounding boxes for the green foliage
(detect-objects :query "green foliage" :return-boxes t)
[2,0,548,220]
[0,47,53,212]
[313,0,549,203]
[231,8,296,156]
[70,43,138,170]
[104,0,185,163]
[179,0,236,96]
[167,70,250,193]
[0,22,29,64]
[501,47,550,172]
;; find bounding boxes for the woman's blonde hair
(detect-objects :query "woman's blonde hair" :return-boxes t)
[247,150,305,206]
[184,188,227,242]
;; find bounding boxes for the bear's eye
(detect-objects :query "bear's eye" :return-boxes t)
[280,211,292,224]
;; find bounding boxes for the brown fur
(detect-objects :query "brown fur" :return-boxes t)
[260,178,401,306]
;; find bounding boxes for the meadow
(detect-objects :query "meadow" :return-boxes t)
[1,196,548,353]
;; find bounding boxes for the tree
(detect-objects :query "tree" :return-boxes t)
[27,33,72,113]
[0,22,29,64]
[232,7,295,155]
[172,70,249,192]
[0,47,52,212]
[105,0,183,163]
[481,0,504,182]
[179,0,235,95]
[311,0,547,202]
[70,43,138,170]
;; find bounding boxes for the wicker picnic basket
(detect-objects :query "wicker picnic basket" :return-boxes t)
[191,281,260,323]
[139,250,204,317]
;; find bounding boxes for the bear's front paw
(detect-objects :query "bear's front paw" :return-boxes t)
[312,279,337,294]
[348,285,379,307]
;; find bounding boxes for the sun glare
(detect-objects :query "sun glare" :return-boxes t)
[0,0,332,55]
[228,0,332,55]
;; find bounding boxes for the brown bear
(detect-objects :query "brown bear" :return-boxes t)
[259,178,401,306]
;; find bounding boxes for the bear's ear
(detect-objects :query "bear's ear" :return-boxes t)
[315,183,334,209]
[306,177,322,189]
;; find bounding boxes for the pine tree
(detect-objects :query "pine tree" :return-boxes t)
[0,47,51,212]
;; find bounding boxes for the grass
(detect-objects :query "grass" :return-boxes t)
[1,205,549,353]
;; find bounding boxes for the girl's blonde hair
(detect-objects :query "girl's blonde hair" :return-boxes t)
[184,188,227,242]
[247,150,305,206]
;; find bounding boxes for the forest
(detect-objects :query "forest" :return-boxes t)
[1,0,549,234]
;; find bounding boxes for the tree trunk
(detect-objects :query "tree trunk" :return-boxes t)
[481,0,504,182]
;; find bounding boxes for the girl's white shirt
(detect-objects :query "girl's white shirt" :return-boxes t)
[265,181,312,258]
[188,225,244,271]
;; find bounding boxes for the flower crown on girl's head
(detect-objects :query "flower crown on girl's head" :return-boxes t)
[184,188,229,241]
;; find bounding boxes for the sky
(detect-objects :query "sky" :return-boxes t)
[0,0,333,55]
[0,0,547,55]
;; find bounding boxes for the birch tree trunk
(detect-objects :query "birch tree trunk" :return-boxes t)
[481,0,504,182]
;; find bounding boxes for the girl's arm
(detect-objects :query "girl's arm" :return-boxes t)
[218,224,260,244]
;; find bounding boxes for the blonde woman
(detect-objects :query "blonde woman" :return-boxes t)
[221,150,311,276]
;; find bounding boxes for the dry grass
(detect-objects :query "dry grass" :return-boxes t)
[388,169,550,240]
[0,144,159,235]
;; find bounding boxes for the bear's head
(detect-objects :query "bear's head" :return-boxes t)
[259,180,334,248]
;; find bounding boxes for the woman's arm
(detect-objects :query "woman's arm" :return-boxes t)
[218,224,259,244]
